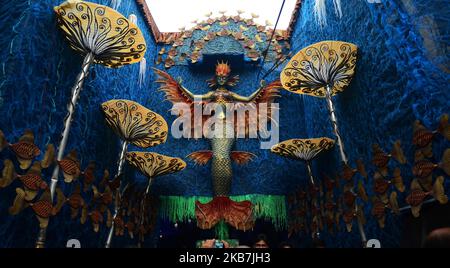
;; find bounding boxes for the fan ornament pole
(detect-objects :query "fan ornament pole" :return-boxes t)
[101,100,169,248]
[325,83,348,165]
[36,0,147,248]
[280,40,367,247]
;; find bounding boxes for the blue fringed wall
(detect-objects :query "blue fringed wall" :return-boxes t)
[0,0,448,248]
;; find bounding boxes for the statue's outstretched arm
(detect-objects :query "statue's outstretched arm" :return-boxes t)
[231,80,267,102]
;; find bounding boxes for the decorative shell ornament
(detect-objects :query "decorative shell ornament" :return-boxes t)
[101,100,168,148]
[281,40,358,97]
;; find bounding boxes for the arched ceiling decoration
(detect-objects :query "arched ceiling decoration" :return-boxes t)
[136,0,302,43]
[158,16,293,68]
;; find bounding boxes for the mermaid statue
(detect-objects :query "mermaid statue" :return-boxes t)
[153,62,282,231]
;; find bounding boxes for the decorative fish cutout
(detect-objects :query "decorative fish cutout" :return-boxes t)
[343,209,355,232]
[82,161,96,192]
[1,130,41,170]
[58,150,81,183]
[67,183,84,219]
[412,149,450,178]
[41,144,55,169]
[413,114,450,157]
[343,191,356,207]
[371,142,406,176]
[356,159,368,181]
[18,161,48,201]
[371,197,388,228]
[30,188,65,228]
[341,163,357,182]
[373,167,404,197]
[357,180,369,202]
[406,177,448,217]
[92,185,113,207]
[89,209,104,233]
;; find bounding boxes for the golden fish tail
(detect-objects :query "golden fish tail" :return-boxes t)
[432,176,448,204]
[438,114,450,141]
[392,167,405,192]
[9,188,27,215]
[440,149,450,176]
[391,140,407,164]
[0,159,16,188]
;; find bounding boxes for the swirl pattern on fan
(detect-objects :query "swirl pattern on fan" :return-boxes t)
[125,151,186,179]
[281,41,357,97]
[54,1,146,68]
[101,100,168,148]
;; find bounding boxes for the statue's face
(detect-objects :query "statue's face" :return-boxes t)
[217,75,227,86]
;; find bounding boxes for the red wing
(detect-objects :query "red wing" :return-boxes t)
[153,68,210,136]
[153,67,194,104]
[236,80,282,136]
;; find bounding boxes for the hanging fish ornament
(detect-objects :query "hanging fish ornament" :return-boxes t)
[406,177,448,217]
[57,150,81,183]
[413,114,450,157]
[82,161,96,192]
[371,141,406,176]
[0,130,40,170]
[18,162,48,201]
[412,149,450,178]
[66,183,84,219]
[373,167,405,194]
[8,186,61,229]
[356,159,368,181]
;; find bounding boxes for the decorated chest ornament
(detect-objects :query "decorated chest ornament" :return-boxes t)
[155,12,291,69]
[153,62,283,233]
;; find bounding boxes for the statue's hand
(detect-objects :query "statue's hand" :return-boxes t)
[260,80,267,87]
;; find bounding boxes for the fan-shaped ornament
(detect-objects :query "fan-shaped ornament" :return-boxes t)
[101,100,168,148]
[101,100,168,248]
[39,0,147,249]
[271,138,335,185]
[281,41,358,164]
[126,151,186,180]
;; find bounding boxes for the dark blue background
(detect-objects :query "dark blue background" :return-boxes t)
[0,0,448,248]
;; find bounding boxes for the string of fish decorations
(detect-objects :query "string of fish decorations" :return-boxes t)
[285,114,449,239]
[0,128,163,245]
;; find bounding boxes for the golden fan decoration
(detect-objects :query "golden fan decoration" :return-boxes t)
[280,41,358,165]
[271,138,335,185]
[281,40,357,97]
[54,0,146,68]
[271,138,335,161]
[101,100,168,148]
[39,0,147,248]
[126,151,186,179]
[101,99,168,248]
